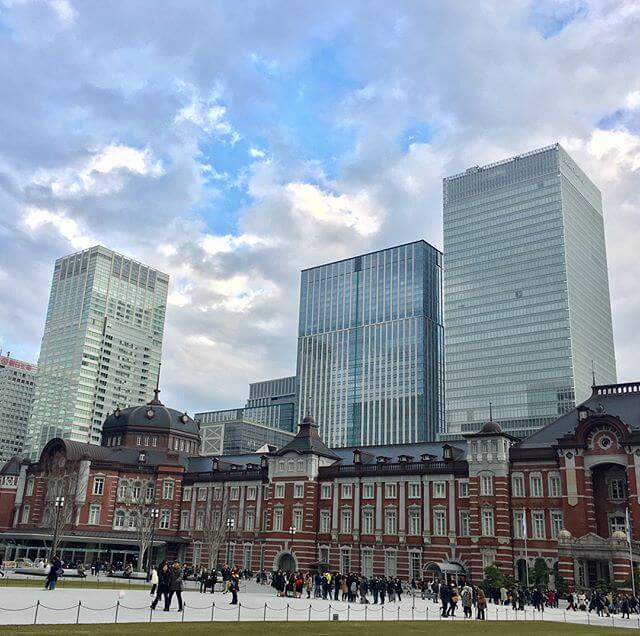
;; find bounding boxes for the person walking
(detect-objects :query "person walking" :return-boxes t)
[440,581,451,617]
[461,584,473,618]
[151,562,170,610]
[149,566,158,596]
[45,555,62,590]
[165,561,184,612]
[476,588,487,620]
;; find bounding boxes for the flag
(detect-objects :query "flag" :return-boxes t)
[626,508,632,543]
[522,513,527,539]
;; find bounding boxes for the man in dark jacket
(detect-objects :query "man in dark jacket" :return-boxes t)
[440,581,451,617]
[164,561,184,612]
[45,556,63,590]
[151,561,170,610]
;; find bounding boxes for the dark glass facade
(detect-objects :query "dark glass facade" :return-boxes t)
[296,241,444,447]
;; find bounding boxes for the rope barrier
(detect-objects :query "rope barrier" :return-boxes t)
[81,604,118,611]
[38,603,79,611]
[118,604,155,610]
[183,603,213,610]
[0,605,38,611]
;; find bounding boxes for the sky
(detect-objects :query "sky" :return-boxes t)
[0,0,639,414]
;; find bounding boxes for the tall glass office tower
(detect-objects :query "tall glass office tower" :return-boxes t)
[296,241,444,448]
[26,246,169,457]
[443,144,617,439]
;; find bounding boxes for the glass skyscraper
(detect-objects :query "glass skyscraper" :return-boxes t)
[26,246,169,457]
[443,144,617,439]
[296,241,444,448]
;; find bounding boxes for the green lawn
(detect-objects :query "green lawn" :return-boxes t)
[0,622,629,636]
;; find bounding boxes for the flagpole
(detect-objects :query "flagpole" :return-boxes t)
[627,508,636,597]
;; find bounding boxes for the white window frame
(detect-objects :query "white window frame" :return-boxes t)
[341,508,352,534]
[530,474,543,498]
[273,507,283,531]
[320,484,332,500]
[551,511,563,539]
[162,480,174,500]
[481,508,494,536]
[159,509,171,530]
[362,483,374,499]
[385,483,397,498]
[342,483,353,499]
[92,476,105,496]
[21,503,30,524]
[180,510,190,530]
[293,508,303,531]
[88,503,101,525]
[480,475,493,496]
[247,486,257,501]
[294,483,304,498]
[26,478,35,497]
[320,510,331,533]
[548,473,562,498]
[408,508,421,535]
[512,474,525,498]
[384,508,397,534]
[459,509,470,537]
[197,487,207,501]
[182,487,192,502]
[532,510,546,539]
[433,481,446,498]
[362,508,374,534]
[274,483,285,499]
[433,509,447,536]
[458,480,469,498]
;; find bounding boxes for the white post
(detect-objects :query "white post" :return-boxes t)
[627,508,636,597]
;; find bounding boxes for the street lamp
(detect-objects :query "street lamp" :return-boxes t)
[226,517,235,565]
[49,496,65,561]
[287,525,296,551]
[146,507,160,580]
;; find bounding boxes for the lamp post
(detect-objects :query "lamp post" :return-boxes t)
[49,496,65,561]
[146,507,160,580]
[287,525,296,551]
[226,517,235,565]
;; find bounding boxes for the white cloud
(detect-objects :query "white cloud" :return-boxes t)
[285,182,382,235]
[585,129,640,180]
[249,147,266,159]
[22,207,94,249]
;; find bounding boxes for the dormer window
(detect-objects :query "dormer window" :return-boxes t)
[443,445,453,461]
[398,455,413,463]
[211,457,219,472]
[376,456,390,464]
[421,453,434,463]
[138,451,147,465]
[260,455,268,469]
[578,406,589,421]
[353,449,362,464]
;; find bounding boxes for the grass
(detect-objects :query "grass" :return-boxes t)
[0,622,630,636]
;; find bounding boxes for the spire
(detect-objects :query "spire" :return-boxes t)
[591,360,597,387]
[489,401,493,421]
[149,363,162,405]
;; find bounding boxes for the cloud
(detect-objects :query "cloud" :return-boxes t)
[1,0,640,417]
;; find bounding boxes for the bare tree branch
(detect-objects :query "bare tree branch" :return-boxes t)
[191,484,230,569]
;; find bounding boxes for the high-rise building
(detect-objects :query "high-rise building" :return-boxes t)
[0,353,37,463]
[443,144,617,438]
[25,246,169,457]
[296,241,444,448]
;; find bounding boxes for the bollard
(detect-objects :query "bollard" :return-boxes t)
[426,606,428,621]
[286,603,289,622]
[412,606,415,621]
[263,603,267,622]
[328,604,331,621]
[347,605,350,620]
[398,606,400,621]
[211,602,215,622]
[238,602,241,622]
[309,604,312,621]
[182,603,185,623]
[365,604,368,621]
[382,605,384,621]
[33,600,39,625]
[114,600,119,624]
[76,601,81,624]
[149,604,153,623]
[564,610,566,622]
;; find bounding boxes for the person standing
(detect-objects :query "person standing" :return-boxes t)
[440,581,451,617]
[45,556,62,590]
[150,566,159,596]
[230,573,239,605]
[151,562,170,610]
[461,584,473,618]
[476,588,487,620]
[165,562,184,612]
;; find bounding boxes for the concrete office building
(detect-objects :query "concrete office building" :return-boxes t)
[25,246,169,457]
[443,144,617,438]
[0,354,37,463]
[296,241,444,448]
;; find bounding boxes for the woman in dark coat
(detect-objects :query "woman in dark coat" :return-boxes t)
[150,561,170,610]
[165,562,184,612]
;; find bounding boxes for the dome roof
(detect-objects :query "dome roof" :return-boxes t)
[558,529,572,539]
[479,420,503,434]
[612,530,627,541]
[102,389,198,436]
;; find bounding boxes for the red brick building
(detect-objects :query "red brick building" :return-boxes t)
[1,381,639,589]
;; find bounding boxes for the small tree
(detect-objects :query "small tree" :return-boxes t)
[481,563,506,592]
[122,479,157,571]
[192,485,230,569]
[530,558,550,587]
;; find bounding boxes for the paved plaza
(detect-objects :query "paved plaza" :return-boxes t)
[0,580,637,629]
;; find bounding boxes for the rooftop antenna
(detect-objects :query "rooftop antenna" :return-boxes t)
[591,360,597,387]
[153,362,162,402]
[489,401,493,421]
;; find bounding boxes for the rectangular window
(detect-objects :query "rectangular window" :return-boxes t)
[275,483,285,498]
[294,483,304,498]
[136,435,141,446]
[433,510,447,536]
[92,477,104,496]
[243,544,252,571]
[385,509,397,534]
[342,484,353,499]
[408,483,421,499]
[458,481,469,498]
[549,474,562,498]
[320,510,331,533]
[512,475,524,498]
[197,487,207,501]
[480,475,493,496]
[551,511,563,539]
[320,484,332,500]
[385,551,397,577]
[182,487,192,502]
[88,504,100,525]
[609,515,626,536]
[180,510,190,530]
[609,479,626,501]
[195,509,205,530]
[273,508,283,531]
[340,548,351,574]
[433,481,446,498]
[385,483,397,498]
[362,509,374,534]
[159,510,170,530]
[162,480,174,499]
[114,510,125,528]
[213,487,222,500]
[459,510,470,537]
[410,552,421,581]
[362,549,373,577]
[230,486,239,500]
[247,486,257,501]
[193,543,202,566]
[21,503,30,524]
[514,510,525,539]
[293,508,303,531]
[481,509,494,536]
[530,475,543,498]
[245,509,255,531]
[532,511,545,539]
[341,508,352,534]
[408,509,421,535]
[26,478,34,497]
[146,482,155,502]
[362,483,374,499]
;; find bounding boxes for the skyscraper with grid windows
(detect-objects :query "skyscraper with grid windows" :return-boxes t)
[25,246,169,457]
[296,241,444,448]
[443,144,617,439]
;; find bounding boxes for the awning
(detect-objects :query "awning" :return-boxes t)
[0,532,177,547]
[424,561,465,574]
